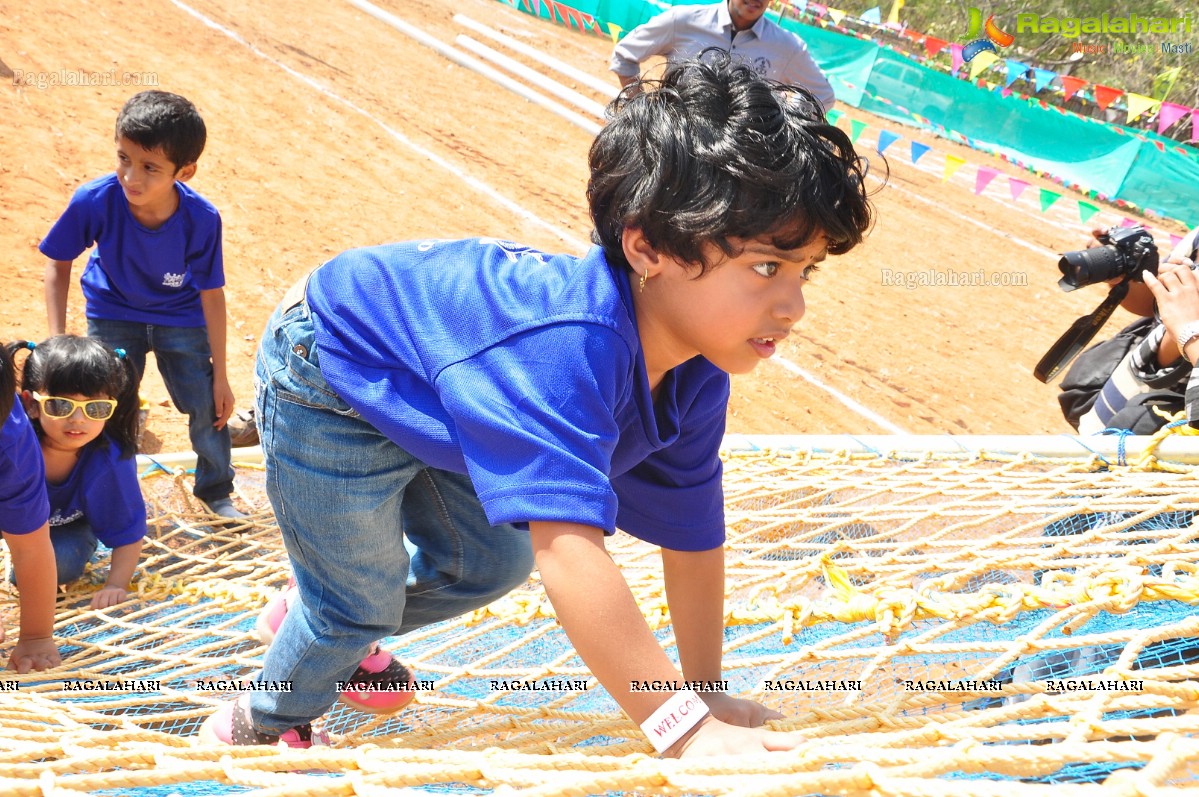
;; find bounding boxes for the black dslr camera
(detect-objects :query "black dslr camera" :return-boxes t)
[1056,225,1159,292]
[1035,226,1159,383]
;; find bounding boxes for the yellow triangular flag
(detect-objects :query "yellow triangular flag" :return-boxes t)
[886,0,904,25]
[608,22,622,44]
[1124,92,1160,122]
[943,154,966,181]
[968,51,999,80]
[827,7,846,25]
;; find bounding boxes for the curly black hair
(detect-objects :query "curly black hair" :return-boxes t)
[588,50,879,274]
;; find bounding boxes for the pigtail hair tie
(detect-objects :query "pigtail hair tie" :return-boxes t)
[25,341,35,351]
[114,348,127,359]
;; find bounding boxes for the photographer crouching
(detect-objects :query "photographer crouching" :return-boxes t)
[1051,225,1199,434]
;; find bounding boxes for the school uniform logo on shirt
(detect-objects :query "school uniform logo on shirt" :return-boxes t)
[751,57,771,76]
[162,272,186,288]
[478,238,548,264]
[48,508,85,527]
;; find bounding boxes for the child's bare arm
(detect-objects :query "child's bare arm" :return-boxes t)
[2,524,61,672]
[530,520,801,756]
[44,259,74,335]
[90,539,143,610]
[199,287,235,429]
[662,545,782,728]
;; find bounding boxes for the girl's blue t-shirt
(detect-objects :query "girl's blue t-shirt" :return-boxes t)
[0,399,50,535]
[38,173,225,327]
[46,435,146,549]
[305,238,730,551]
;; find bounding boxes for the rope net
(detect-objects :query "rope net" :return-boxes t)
[3,445,1199,795]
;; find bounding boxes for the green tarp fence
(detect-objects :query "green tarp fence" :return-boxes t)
[510,0,1199,226]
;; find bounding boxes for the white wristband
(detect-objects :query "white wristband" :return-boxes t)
[639,688,710,754]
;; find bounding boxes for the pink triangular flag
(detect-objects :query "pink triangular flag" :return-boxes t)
[1008,178,1029,201]
[1158,102,1191,134]
[974,167,999,195]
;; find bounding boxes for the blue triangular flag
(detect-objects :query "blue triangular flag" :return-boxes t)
[910,140,931,163]
[1033,68,1057,93]
[1004,60,1028,87]
[877,129,900,154]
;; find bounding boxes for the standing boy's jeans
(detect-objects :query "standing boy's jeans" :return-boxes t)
[87,318,234,503]
[247,294,534,733]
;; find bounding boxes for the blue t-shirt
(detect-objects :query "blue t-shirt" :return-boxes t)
[39,173,225,327]
[306,238,729,551]
[46,435,146,549]
[0,399,50,535]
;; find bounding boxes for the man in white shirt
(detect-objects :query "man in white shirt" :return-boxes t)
[609,0,836,109]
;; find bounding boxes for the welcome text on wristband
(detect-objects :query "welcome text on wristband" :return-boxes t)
[639,688,710,754]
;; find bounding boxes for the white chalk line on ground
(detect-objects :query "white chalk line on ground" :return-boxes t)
[168,0,914,435]
[771,356,910,434]
[168,0,592,253]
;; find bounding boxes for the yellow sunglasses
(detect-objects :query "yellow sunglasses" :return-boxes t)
[32,392,118,421]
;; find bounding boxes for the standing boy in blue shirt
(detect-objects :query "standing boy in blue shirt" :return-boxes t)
[40,91,242,518]
[200,54,875,756]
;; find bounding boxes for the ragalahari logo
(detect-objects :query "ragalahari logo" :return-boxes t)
[962,8,1015,61]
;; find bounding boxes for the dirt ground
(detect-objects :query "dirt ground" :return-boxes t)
[0,0,1183,455]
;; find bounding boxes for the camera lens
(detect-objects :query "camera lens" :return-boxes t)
[1057,246,1125,292]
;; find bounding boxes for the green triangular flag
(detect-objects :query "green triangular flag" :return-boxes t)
[1077,201,1100,223]
[826,109,844,125]
[1039,188,1061,213]
[849,119,867,142]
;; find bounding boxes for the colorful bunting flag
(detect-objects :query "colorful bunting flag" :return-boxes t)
[923,36,947,57]
[849,118,867,141]
[1058,76,1086,102]
[1124,93,1160,123]
[860,6,881,24]
[1032,68,1057,93]
[974,167,998,195]
[1039,189,1061,213]
[827,7,846,25]
[910,141,931,163]
[1008,178,1029,202]
[1152,67,1181,102]
[949,43,963,75]
[876,129,900,154]
[1157,102,1191,135]
[968,51,998,80]
[1077,201,1100,223]
[1004,60,1028,88]
[607,21,622,43]
[943,154,966,181]
[886,0,903,25]
[1093,84,1123,111]
[826,109,844,125]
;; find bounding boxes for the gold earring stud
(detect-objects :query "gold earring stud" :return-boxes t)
[639,270,647,293]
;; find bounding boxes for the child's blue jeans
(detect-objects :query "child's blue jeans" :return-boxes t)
[9,519,98,586]
[247,295,534,733]
[86,318,234,503]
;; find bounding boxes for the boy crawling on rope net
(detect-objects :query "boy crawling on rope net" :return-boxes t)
[198,51,876,757]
